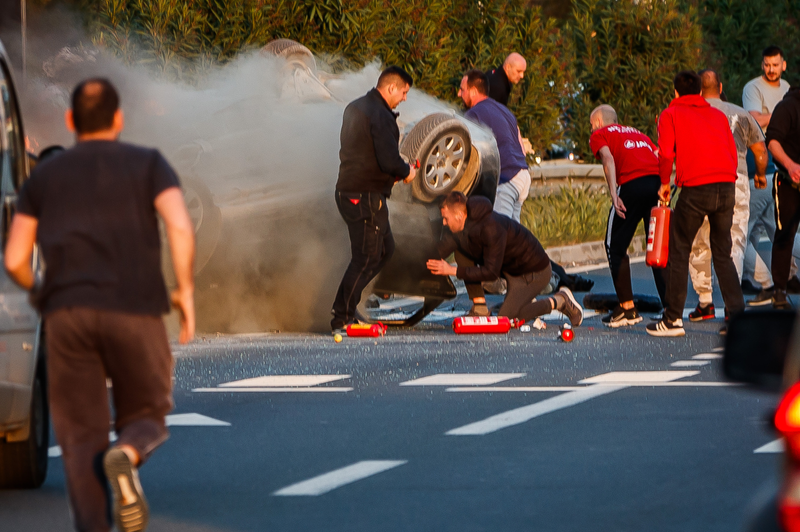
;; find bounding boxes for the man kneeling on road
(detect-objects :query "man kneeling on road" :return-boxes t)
[426,192,583,326]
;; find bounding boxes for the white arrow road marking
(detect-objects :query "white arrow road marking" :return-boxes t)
[670,360,710,367]
[754,439,784,454]
[693,353,723,360]
[273,460,407,496]
[446,385,626,436]
[400,373,525,386]
[48,413,229,458]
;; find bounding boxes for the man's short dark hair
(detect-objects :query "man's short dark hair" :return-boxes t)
[673,70,701,97]
[464,69,488,96]
[71,78,120,134]
[441,191,468,211]
[763,45,785,60]
[377,66,413,89]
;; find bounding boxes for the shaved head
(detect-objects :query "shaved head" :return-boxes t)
[503,53,527,84]
[699,69,722,98]
[590,104,617,130]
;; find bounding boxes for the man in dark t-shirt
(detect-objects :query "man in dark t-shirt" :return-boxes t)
[5,79,195,532]
[485,52,527,106]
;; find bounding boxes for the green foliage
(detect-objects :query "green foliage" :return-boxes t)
[695,0,800,107]
[520,185,613,247]
[71,0,574,154]
[567,0,702,159]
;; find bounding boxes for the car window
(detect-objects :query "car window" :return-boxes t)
[0,57,25,193]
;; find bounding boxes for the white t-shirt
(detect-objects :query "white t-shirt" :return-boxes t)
[742,76,790,115]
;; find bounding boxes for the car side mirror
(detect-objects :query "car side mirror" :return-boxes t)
[723,309,797,391]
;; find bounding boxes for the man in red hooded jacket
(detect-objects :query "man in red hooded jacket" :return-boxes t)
[646,71,745,337]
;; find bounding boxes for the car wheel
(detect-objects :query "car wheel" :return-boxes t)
[163,177,222,284]
[262,39,317,72]
[0,350,49,489]
[400,113,477,203]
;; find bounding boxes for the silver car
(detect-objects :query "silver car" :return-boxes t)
[0,38,48,489]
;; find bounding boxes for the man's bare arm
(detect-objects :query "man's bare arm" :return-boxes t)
[4,214,38,290]
[750,141,769,189]
[598,146,626,218]
[155,187,196,344]
[749,110,771,129]
[769,140,800,184]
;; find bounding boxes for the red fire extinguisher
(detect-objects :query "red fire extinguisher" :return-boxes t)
[346,322,387,337]
[453,316,512,334]
[646,200,671,268]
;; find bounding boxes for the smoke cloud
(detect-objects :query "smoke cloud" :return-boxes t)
[1,10,460,334]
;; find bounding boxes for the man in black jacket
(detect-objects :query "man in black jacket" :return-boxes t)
[768,86,800,308]
[331,66,417,332]
[426,192,583,325]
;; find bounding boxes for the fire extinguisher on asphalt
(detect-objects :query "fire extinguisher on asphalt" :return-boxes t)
[453,316,513,334]
[646,199,672,268]
[346,322,387,337]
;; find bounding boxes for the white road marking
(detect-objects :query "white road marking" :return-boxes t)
[670,360,710,368]
[754,439,784,454]
[219,375,351,387]
[693,353,723,360]
[564,256,646,274]
[400,373,525,386]
[712,347,724,352]
[579,371,699,384]
[166,413,230,426]
[446,385,626,436]
[48,413,230,457]
[273,460,407,496]
[193,387,353,393]
[446,386,582,392]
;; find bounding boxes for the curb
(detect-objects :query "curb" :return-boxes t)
[546,235,645,267]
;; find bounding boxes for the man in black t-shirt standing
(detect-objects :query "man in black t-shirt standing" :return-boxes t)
[331,66,417,332]
[5,79,195,532]
[486,53,527,106]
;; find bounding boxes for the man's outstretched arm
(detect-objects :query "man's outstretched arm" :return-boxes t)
[4,213,38,290]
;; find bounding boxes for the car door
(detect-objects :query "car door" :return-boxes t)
[0,48,40,431]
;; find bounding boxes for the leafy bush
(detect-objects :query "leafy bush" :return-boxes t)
[520,184,615,248]
[567,0,701,158]
[69,0,574,155]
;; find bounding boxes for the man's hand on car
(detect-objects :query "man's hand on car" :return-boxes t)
[404,164,417,183]
[426,259,456,276]
[755,173,768,189]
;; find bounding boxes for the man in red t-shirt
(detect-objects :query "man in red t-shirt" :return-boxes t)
[589,104,666,327]
[646,71,745,337]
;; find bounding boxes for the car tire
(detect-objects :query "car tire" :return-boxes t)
[0,348,49,489]
[262,39,317,73]
[400,113,476,203]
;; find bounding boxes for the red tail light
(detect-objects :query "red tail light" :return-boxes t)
[775,383,800,531]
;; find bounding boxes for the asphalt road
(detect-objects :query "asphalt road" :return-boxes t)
[0,261,785,532]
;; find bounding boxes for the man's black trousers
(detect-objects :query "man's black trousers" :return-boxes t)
[772,172,800,290]
[604,174,666,305]
[331,191,395,329]
[663,182,745,323]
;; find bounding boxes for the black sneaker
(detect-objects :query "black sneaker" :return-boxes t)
[741,279,762,295]
[104,447,149,532]
[748,287,775,307]
[688,303,715,322]
[646,318,686,337]
[602,306,643,328]
[774,289,792,309]
[557,287,584,326]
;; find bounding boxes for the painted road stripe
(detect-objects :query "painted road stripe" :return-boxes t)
[400,373,525,386]
[219,375,351,387]
[670,360,710,368]
[446,385,626,436]
[446,386,582,392]
[755,439,784,454]
[693,353,723,360]
[273,460,407,496]
[193,387,353,393]
[48,414,229,457]
[579,371,699,384]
